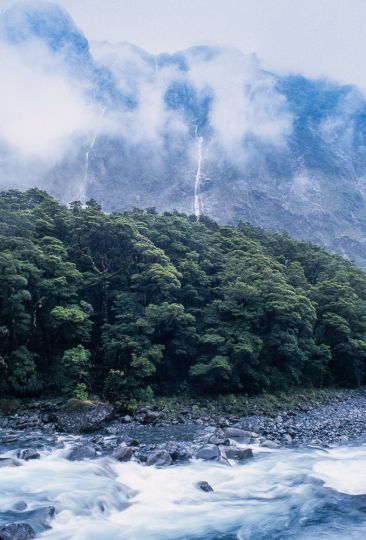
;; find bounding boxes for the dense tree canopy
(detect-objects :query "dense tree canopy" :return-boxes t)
[0,188,366,402]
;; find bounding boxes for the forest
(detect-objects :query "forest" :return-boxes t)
[0,188,366,405]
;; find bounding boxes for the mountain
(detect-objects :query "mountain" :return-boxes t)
[1,2,366,267]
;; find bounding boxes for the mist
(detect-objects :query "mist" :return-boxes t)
[0,1,296,198]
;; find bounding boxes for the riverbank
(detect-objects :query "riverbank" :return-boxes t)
[1,387,366,448]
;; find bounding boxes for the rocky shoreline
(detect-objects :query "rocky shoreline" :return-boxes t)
[0,388,366,455]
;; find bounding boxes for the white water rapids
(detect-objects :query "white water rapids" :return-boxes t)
[2,440,366,539]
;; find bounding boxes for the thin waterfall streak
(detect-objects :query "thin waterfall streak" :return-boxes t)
[81,106,106,204]
[194,135,203,220]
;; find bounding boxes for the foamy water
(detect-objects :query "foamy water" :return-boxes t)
[1,441,366,539]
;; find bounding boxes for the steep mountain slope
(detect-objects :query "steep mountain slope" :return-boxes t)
[1,2,366,267]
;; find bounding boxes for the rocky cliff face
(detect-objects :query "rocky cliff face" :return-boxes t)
[1,2,366,266]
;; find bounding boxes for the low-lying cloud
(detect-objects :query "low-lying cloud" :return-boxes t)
[0,1,295,195]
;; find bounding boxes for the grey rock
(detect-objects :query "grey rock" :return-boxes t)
[197,481,214,492]
[223,428,257,440]
[147,449,172,467]
[223,447,254,460]
[52,400,114,433]
[112,445,134,462]
[142,411,160,424]
[260,440,280,449]
[196,444,220,460]
[68,445,97,461]
[126,438,140,447]
[0,524,35,540]
[17,448,40,461]
[207,434,231,446]
[13,501,27,511]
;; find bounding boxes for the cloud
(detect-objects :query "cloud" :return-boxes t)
[0,38,99,164]
[185,47,292,162]
[0,1,294,195]
[92,41,188,148]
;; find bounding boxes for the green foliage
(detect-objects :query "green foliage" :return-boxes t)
[60,345,91,397]
[0,188,365,398]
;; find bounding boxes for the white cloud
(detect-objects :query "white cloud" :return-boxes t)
[25,0,366,90]
[186,48,292,161]
[0,39,100,164]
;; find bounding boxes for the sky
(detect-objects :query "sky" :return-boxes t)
[3,0,366,88]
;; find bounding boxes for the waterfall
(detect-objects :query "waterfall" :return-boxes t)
[80,106,106,204]
[194,134,204,220]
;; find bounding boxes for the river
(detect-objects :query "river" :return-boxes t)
[1,427,366,539]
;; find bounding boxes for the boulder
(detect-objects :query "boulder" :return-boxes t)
[68,445,97,461]
[52,400,114,433]
[142,411,160,424]
[197,481,214,492]
[13,502,27,511]
[223,447,254,460]
[223,427,257,441]
[164,443,192,462]
[196,444,220,461]
[146,450,172,467]
[16,449,40,461]
[207,434,231,446]
[126,438,140,447]
[0,524,35,540]
[112,445,134,462]
[260,440,280,449]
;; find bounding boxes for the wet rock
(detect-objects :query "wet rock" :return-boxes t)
[146,449,173,467]
[13,501,27,511]
[196,444,220,460]
[112,445,134,462]
[223,427,257,440]
[197,481,214,492]
[223,447,254,460]
[283,434,293,443]
[260,440,280,449]
[207,434,231,446]
[126,438,140,447]
[16,448,40,461]
[134,451,148,463]
[52,399,114,433]
[142,411,160,424]
[218,417,230,428]
[0,523,35,540]
[165,443,192,462]
[68,445,97,461]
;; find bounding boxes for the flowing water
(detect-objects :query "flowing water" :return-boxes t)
[80,107,106,204]
[194,134,204,219]
[1,429,366,540]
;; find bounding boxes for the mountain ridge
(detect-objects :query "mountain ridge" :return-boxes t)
[1,1,366,267]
